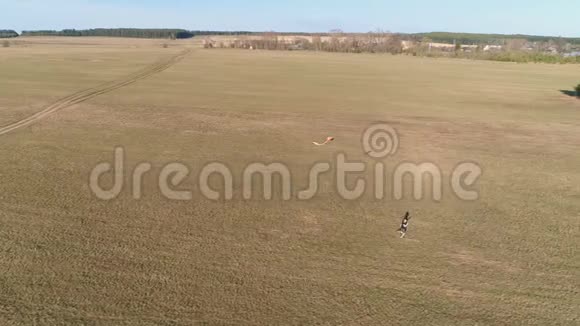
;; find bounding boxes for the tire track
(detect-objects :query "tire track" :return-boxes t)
[0,49,190,136]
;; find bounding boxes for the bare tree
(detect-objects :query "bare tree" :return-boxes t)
[328,29,344,52]
[551,37,567,53]
[312,35,322,51]
[505,39,527,51]
[385,33,403,54]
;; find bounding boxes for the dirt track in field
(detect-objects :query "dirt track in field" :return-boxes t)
[0,49,190,136]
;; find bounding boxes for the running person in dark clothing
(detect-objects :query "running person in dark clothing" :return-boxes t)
[398,212,411,238]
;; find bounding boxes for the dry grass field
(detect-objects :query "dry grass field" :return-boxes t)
[0,37,579,325]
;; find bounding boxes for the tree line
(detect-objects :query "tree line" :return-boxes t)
[207,31,404,54]
[17,29,276,39]
[18,29,291,39]
[207,31,580,64]
[7,29,580,46]
[411,32,580,46]
[20,29,196,39]
[0,30,19,38]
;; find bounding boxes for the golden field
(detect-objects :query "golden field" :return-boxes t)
[0,37,579,325]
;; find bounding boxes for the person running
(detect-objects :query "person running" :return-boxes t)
[398,212,411,238]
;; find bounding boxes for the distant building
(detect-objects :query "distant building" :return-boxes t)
[425,43,478,51]
[401,41,415,50]
[564,51,580,57]
[483,45,502,51]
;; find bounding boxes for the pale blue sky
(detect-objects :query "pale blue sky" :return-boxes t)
[1,0,577,37]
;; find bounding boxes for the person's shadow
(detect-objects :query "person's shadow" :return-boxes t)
[560,90,578,98]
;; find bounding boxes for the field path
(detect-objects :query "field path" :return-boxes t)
[0,49,190,136]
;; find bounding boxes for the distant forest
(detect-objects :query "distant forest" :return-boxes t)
[0,30,19,38]
[2,29,580,45]
[412,32,580,45]
[18,29,260,39]
[17,29,317,39]
[20,29,194,39]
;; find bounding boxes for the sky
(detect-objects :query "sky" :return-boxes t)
[1,0,578,37]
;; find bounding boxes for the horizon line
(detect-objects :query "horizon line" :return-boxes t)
[6,28,579,39]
